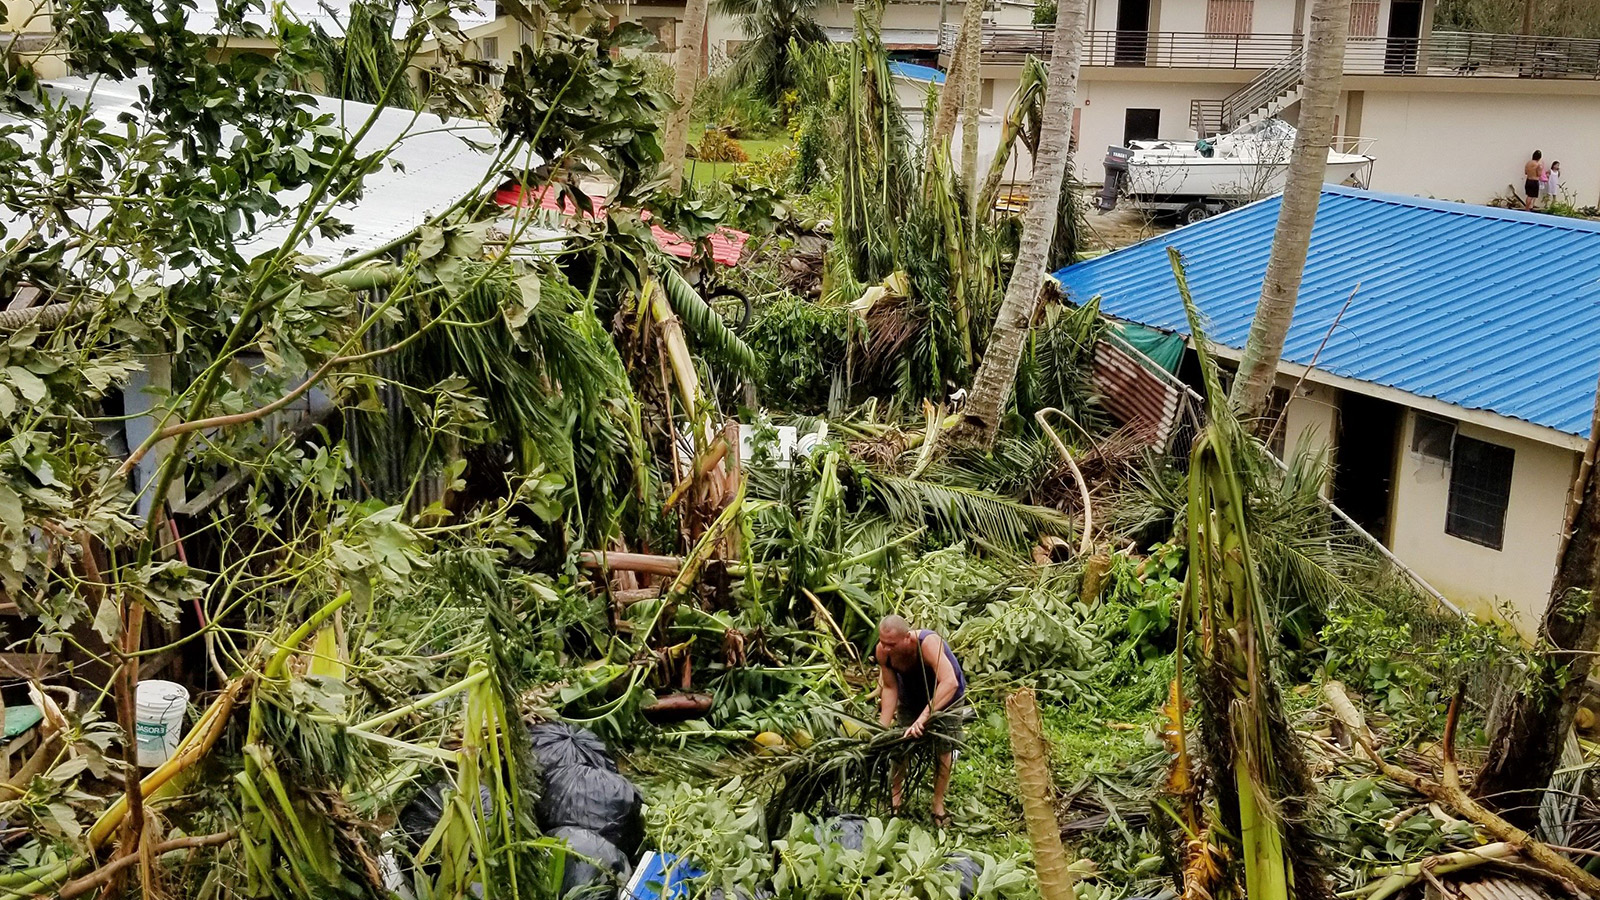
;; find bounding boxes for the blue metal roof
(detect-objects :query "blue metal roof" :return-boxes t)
[888,61,947,84]
[1053,186,1600,439]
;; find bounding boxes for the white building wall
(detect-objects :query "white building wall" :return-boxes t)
[1353,84,1600,205]
[1071,74,1250,179]
[1388,409,1573,637]
[1251,0,1300,34]
[1083,0,1303,35]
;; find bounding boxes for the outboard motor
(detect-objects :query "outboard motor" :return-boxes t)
[1096,146,1131,212]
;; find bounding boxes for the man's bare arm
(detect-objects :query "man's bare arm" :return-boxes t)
[877,644,899,727]
[907,635,958,737]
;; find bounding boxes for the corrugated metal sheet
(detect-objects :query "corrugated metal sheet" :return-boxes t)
[12,78,517,269]
[1091,340,1182,445]
[1052,186,1600,439]
[494,184,749,266]
[106,0,496,38]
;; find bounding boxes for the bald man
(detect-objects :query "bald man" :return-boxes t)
[875,615,967,826]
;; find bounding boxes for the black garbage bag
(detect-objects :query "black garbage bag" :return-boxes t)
[529,721,617,773]
[941,853,983,900]
[551,826,632,900]
[537,764,645,856]
[398,781,495,851]
[811,815,867,852]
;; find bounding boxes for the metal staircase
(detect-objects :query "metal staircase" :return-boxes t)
[1188,46,1305,138]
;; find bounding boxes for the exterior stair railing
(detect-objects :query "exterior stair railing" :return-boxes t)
[1220,46,1305,132]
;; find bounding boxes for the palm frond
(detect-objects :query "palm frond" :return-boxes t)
[868,473,1073,548]
[657,264,759,375]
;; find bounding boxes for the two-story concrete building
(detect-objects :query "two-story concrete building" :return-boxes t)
[945,0,1600,204]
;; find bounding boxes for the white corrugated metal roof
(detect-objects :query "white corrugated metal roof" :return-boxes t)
[106,0,496,38]
[4,76,547,270]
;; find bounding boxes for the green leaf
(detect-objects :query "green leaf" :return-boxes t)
[5,366,47,403]
[657,265,757,375]
[417,225,446,259]
[507,272,541,329]
[46,802,81,838]
[0,484,23,534]
[92,595,123,644]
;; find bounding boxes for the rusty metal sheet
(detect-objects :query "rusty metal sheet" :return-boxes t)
[1450,875,1560,900]
[1091,340,1182,446]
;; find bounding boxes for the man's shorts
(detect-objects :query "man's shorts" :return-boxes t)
[898,698,973,752]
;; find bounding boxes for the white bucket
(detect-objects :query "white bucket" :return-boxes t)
[134,680,189,768]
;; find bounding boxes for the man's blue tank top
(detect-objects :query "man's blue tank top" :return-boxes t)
[890,629,967,711]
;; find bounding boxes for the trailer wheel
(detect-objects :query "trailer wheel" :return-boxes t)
[1180,202,1211,225]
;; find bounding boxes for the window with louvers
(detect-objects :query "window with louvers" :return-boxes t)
[1349,0,1380,37]
[1445,436,1514,550]
[1206,0,1254,36]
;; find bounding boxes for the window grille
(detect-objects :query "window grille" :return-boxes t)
[1205,0,1253,36]
[1350,0,1380,37]
[1412,413,1455,461]
[1445,435,1514,550]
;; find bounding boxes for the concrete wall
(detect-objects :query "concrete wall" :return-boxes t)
[1388,408,1574,636]
[1352,82,1600,204]
[1070,72,1251,179]
[1085,0,1304,35]
[1280,379,1338,463]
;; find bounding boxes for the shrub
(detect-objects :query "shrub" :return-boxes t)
[746,296,851,410]
[698,129,749,163]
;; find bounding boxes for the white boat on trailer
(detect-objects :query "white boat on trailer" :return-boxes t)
[1094,119,1376,224]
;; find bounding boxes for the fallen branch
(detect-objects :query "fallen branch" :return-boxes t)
[1034,408,1093,556]
[802,587,860,662]
[59,830,236,899]
[1323,681,1600,897]
[579,551,683,577]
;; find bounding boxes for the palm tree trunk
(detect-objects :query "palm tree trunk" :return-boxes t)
[1226,0,1351,429]
[925,0,978,168]
[663,0,710,183]
[1006,688,1078,900]
[953,0,1085,446]
[1475,364,1600,829]
[959,0,982,212]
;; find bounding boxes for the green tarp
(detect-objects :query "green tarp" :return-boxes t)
[1113,323,1185,373]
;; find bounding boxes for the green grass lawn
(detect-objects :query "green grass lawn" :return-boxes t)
[684,131,791,186]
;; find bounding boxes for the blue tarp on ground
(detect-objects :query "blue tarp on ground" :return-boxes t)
[625,851,705,900]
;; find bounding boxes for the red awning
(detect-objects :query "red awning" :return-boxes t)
[493,183,748,267]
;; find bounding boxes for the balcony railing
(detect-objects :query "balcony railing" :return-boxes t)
[941,25,1600,79]
[940,26,1303,67]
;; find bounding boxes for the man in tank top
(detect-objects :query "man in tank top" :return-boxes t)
[875,614,968,827]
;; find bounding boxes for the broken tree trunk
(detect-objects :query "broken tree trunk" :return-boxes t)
[1325,681,1600,897]
[1475,363,1600,827]
[1006,687,1077,900]
[925,5,972,170]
